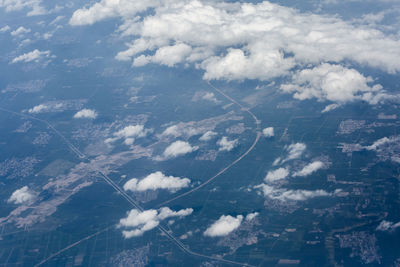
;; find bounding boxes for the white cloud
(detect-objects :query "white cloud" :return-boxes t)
[322,103,339,113]
[199,130,217,141]
[201,92,218,103]
[8,186,35,204]
[365,136,394,151]
[204,214,243,237]
[107,124,149,145]
[0,25,10,32]
[119,207,193,238]
[283,143,306,163]
[28,104,48,113]
[256,184,332,202]
[0,0,46,16]
[10,26,30,36]
[262,127,274,137]
[163,140,198,158]
[11,49,51,64]
[281,64,385,105]
[123,171,190,192]
[245,212,259,221]
[69,0,160,26]
[217,136,238,152]
[293,161,324,177]
[133,42,192,67]
[73,109,98,119]
[71,0,400,84]
[265,167,289,183]
[376,220,400,232]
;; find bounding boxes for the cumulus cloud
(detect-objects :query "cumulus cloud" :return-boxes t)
[133,42,192,67]
[265,167,289,183]
[0,25,10,32]
[28,104,48,113]
[245,212,259,221]
[199,130,217,141]
[281,64,385,105]
[262,127,274,138]
[123,171,190,192]
[322,103,340,113]
[0,0,46,16]
[73,109,98,119]
[11,49,51,64]
[8,186,35,204]
[293,161,324,177]
[256,184,333,202]
[106,124,149,145]
[71,0,400,85]
[275,143,307,165]
[217,136,238,152]
[10,26,30,36]
[365,136,394,151]
[118,207,193,238]
[376,220,400,232]
[163,140,198,158]
[204,215,243,237]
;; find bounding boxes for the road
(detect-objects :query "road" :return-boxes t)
[1,84,260,267]
[158,81,262,207]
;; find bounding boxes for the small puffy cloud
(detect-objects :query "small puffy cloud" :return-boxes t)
[245,212,259,221]
[0,0,47,16]
[11,49,51,64]
[201,92,218,103]
[284,143,306,162]
[163,140,198,158]
[115,125,147,139]
[199,130,217,141]
[265,167,290,183]
[256,184,333,202]
[107,124,150,145]
[281,64,384,105]
[293,161,324,177]
[8,186,35,204]
[73,109,97,119]
[133,43,192,67]
[119,207,193,238]
[217,136,238,152]
[123,171,190,193]
[204,215,243,237]
[28,104,48,113]
[365,137,393,151]
[262,127,274,138]
[0,25,10,33]
[322,103,339,113]
[69,0,160,26]
[376,220,400,232]
[10,26,30,36]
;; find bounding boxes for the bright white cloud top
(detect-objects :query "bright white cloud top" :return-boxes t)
[262,127,274,138]
[119,207,193,238]
[199,130,217,141]
[281,64,385,104]
[0,0,46,16]
[293,161,324,177]
[10,26,30,36]
[70,0,400,105]
[217,136,238,152]
[8,186,35,204]
[106,124,149,145]
[28,104,48,113]
[256,184,336,202]
[204,215,243,237]
[123,171,190,192]
[163,140,198,158]
[11,49,51,63]
[73,109,98,119]
[265,167,289,183]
